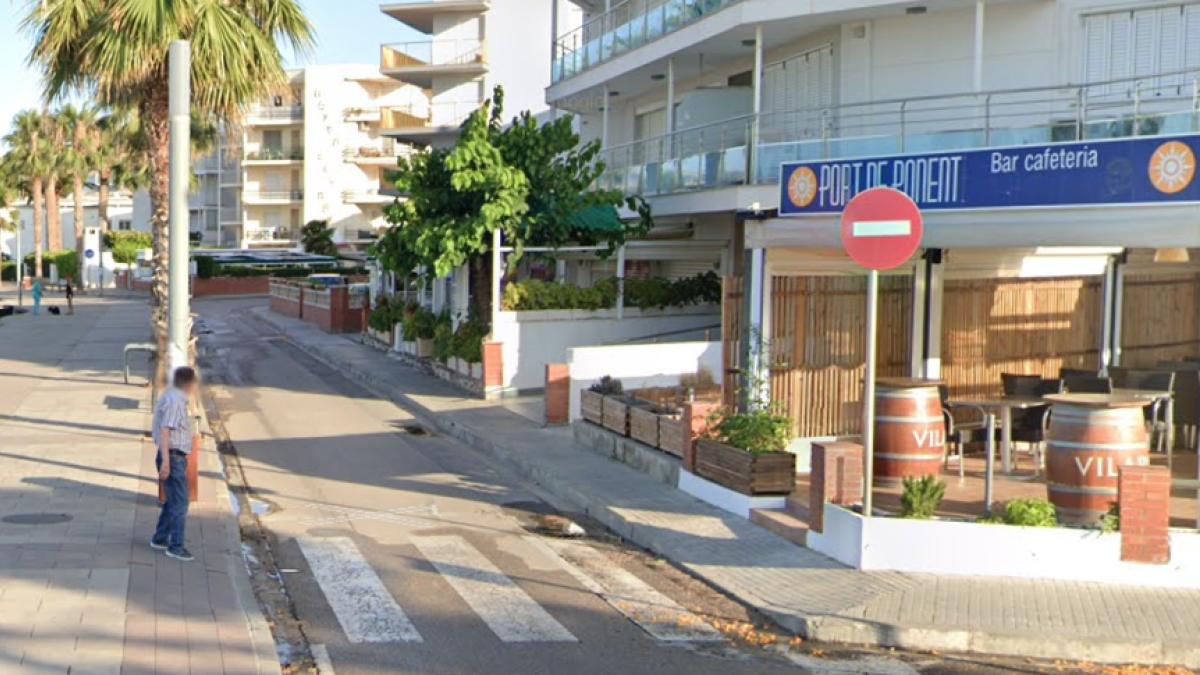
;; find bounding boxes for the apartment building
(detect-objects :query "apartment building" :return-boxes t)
[192,65,423,249]
[378,0,578,148]
[548,0,1200,442]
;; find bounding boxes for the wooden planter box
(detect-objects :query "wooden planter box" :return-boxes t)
[695,439,796,496]
[416,338,435,359]
[629,404,661,446]
[602,397,631,435]
[657,416,684,457]
[581,390,605,425]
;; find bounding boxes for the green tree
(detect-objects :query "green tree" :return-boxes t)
[42,112,67,254]
[61,104,99,281]
[3,110,49,278]
[23,0,315,338]
[300,219,338,257]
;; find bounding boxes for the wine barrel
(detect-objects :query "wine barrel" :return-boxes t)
[1044,394,1150,526]
[874,379,946,485]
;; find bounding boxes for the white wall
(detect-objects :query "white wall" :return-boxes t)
[1,196,141,258]
[487,0,555,117]
[566,340,723,421]
[492,305,721,392]
[809,504,1200,590]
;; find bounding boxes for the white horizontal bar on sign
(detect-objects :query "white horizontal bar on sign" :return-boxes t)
[853,220,912,238]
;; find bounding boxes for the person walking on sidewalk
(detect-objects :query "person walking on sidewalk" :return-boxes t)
[150,367,198,562]
[31,279,42,315]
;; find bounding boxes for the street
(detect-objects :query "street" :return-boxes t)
[195,297,1118,675]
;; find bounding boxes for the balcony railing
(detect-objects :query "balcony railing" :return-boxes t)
[243,190,304,202]
[599,69,1200,197]
[343,138,410,161]
[247,106,303,122]
[245,228,295,243]
[554,0,743,84]
[381,101,482,130]
[245,148,305,161]
[342,188,396,203]
[381,39,486,70]
[344,106,382,121]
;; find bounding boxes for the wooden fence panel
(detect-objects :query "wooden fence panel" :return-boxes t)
[1120,272,1200,367]
[941,277,1101,397]
[722,276,744,408]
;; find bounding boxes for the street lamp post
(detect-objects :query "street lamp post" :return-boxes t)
[167,41,192,372]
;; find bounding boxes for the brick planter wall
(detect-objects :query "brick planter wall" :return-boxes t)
[1119,465,1171,565]
[193,276,270,297]
[811,441,865,534]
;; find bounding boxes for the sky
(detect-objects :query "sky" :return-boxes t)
[0,0,419,139]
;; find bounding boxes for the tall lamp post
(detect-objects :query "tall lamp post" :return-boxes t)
[167,41,192,372]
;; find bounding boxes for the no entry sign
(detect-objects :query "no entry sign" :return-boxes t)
[840,188,924,271]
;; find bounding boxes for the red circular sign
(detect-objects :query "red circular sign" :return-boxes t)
[840,188,924,271]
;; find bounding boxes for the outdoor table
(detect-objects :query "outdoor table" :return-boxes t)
[944,400,999,513]
[1112,387,1175,463]
[947,396,1048,474]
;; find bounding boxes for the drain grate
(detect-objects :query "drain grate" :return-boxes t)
[2,513,72,525]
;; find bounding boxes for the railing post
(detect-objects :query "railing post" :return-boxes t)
[821,109,832,159]
[983,94,993,145]
[1133,81,1143,136]
[898,101,907,153]
[1192,79,1199,133]
[1076,87,1087,141]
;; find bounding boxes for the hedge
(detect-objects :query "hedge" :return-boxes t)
[23,251,79,281]
[1,262,14,282]
[501,272,721,312]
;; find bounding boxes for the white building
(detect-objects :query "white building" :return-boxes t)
[0,187,150,259]
[378,0,579,148]
[192,65,423,249]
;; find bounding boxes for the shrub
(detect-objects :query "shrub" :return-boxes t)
[452,316,490,364]
[24,251,77,280]
[1,262,14,282]
[432,313,455,363]
[402,306,437,341]
[900,476,946,520]
[195,256,219,280]
[368,297,399,333]
[501,272,721,312]
[105,231,152,264]
[588,376,624,396]
[707,407,792,455]
[980,499,1058,527]
[1101,502,1120,534]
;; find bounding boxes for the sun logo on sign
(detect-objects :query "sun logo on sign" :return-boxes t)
[787,167,818,209]
[1148,141,1196,195]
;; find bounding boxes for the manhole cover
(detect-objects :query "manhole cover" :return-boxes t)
[2,513,72,525]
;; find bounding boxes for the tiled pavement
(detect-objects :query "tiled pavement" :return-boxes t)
[0,297,276,675]
[248,304,1200,667]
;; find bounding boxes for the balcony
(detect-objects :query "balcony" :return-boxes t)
[380,101,481,145]
[381,1,490,33]
[244,148,305,164]
[380,39,487,88]
[243,190,304,205]
[599,70,1200,198]
[244,227,296,244]
[343,139,411,165]
[554,0,743,84]
[246,106,304,125]
[344,106,382,122]
[343,188,398,205]
[219,207,242,224]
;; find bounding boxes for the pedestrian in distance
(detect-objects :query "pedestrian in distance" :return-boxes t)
[31,279,42,316]
[150,367,199,562]
[64,277,74,315]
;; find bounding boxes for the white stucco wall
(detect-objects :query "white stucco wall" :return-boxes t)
[565,340,723,421]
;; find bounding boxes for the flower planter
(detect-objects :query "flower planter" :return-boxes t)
[581,390,605,425]
[657,415,684,457]
[629,404,661,447]
[416,338,435,359]
[602,396,631,435]
[695,439,796,496]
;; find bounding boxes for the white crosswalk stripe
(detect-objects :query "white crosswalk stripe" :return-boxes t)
[784,652,921,675]
[297,537,423,643]
[527,536,724,642]
[412,535,579,643]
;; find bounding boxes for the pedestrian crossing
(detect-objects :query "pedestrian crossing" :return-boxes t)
[297,534,721,646]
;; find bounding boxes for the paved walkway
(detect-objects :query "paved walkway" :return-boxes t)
[247,304,1200,668]
[0,297,277,674]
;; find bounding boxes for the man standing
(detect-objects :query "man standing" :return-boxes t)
[150,367,198,561]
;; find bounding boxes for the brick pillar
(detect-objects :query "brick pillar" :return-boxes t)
[680,402,719,472]
[483,342,504,390]
[810,442,865,533]
[1119,465,1171,565]
[545,364,569,425]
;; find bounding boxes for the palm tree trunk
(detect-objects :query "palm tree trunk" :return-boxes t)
[142,82,172,388]
[74,174,85,286]
[98,169,111,234]
[32,177,44,280]
[45,177,62,253]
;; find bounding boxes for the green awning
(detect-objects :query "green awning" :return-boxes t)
[564,204,624,234]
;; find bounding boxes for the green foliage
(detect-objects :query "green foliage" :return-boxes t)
[105,231,152,264]
[1,262,14,281]
[368,297,401,333]
[301,219,338,257]
[401,306,437,341]
[194,256,218,280]
[979,499,1059,527]
[375,86,652,281]
[1101,502,1120,534]
[900,476,946,520]
[588,376,624,396]
[453,316,491,364]
[501,272,720,312]
[25,251,77,280]
[707,407,792,455]
[432,313,455,363]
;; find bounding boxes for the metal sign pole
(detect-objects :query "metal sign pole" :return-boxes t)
[16,227,23,307]
[863,269,879,517]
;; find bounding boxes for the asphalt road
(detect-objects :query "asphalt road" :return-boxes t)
[196,297,1110,675]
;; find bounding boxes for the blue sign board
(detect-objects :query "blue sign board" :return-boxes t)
[779,135,1200,216]
[85,249,95,260]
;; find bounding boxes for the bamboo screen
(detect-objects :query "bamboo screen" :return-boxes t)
[1119,272,1200,367]
[940,277,1102,397]
[767,276,912,437]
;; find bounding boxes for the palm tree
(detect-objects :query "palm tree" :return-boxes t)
[5,110,48,280]
[22,0,315,338]
[43,111,65,254]
[62,104,99,281]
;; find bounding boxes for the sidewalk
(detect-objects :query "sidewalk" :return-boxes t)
[0,297,277,675]
[247,304,1200,668]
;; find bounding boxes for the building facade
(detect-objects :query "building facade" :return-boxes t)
[193,65,422,249]
[0,188,150,260]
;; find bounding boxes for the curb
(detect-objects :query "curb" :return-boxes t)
[197,405,283,675]
[247,308,1200,668]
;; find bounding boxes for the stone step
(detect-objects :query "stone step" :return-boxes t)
[785,495,810,519]
[749,508,809,547]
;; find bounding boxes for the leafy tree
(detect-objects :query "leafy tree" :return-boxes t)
[375,87,651,314]
[3,110,49,277]
[22,0,315,341]
[301,220,338,257]
[61,104,99,280]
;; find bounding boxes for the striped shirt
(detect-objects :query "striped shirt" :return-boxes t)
[153,388,193,452]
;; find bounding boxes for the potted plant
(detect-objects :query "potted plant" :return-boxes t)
[629,398,664,447]
[402,306,437,358]
[696,404,796,496]
[452,316,489,379]
[582,377,621,426]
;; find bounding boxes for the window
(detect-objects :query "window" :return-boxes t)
[1084,4,1200,93]
[117,220,132,231]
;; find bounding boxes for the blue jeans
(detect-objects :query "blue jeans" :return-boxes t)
[153,452,189,550]
[32,297,40,315]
